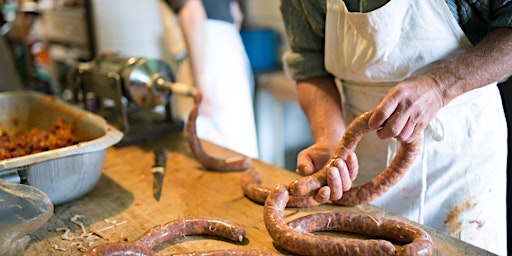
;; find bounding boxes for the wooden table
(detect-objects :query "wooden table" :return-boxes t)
[25,132,494,255]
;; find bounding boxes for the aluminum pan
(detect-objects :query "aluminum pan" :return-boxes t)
[0,90,123,204]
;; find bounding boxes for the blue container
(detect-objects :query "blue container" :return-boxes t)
[241,28,277,71]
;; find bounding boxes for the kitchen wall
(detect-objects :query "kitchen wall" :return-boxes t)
[91,0,164,58]
[90,0,288,61]
[91,0,311,171]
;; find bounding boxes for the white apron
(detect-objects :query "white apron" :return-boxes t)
[173,19,259,159]
[325,0,507,254]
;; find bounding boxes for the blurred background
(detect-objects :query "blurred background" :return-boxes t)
[0,0,313,171]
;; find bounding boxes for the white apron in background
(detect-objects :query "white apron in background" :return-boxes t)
[173,19,259,159]
[325,0,507,254]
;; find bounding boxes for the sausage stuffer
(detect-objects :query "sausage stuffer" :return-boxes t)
[68,54,196,146]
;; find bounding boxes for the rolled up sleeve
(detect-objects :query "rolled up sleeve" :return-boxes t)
[280,0,329,80]
[490,1,512,29]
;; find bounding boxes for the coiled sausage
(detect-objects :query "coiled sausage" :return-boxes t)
[166,249,281,256]
[288,110,421,206]
[240,168,321,207]
[186,92,252,171]
[264,184,398,255]
[288,213,434,256]
[83,217,256,256]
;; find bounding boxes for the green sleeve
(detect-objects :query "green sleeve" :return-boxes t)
[448,0,512,44]
[280,0,329,80]
[489,1,512,29]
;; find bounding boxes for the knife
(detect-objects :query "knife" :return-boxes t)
[152,148,167,201]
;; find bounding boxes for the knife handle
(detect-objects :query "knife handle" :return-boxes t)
[153,148,167,167]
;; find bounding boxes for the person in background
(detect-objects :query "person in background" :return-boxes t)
[279,1,511,255]
[164,0,259,158]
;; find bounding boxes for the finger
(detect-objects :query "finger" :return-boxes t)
[334,159,352,192]
[368,101,399,129]
[327,167,343,201]
[368,108,390,130]
[345,152,359,181]
[313,186,331,204]
[395,117,415,142]
[296,152,315,175]
[376,109,407,140]
[406,122,426,143]
[295,164,314,175]
[295,161,314,175]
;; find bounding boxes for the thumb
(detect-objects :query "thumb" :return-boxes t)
[296,156,315,175]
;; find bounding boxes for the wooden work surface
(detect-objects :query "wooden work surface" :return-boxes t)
[25,132,493,255]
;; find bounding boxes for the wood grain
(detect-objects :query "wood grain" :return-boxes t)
[24,132,493,256]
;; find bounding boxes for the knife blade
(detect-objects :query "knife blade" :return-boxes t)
[152,148,167,201]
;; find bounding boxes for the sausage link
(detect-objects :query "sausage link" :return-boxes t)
[288,109,421,206]
[134,217,245,249]
[240,168,269,203]
[166,249,282,256]
[186,92,252,171]
[241,168,321,207]
[83,243,155,256]
[83,217,246,256]
[263,184,397,255]
[288,213,434,256]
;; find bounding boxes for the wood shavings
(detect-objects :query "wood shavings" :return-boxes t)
[71,242,88,252]
[71,214,88,237]
[55,228,74,240]
[90,219,128,238]
[50,214,128,253]
[51,244,66,252]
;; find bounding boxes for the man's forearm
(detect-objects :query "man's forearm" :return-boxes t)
[296,75,346,144]
[426,27,512,105]
[178,0,206,85]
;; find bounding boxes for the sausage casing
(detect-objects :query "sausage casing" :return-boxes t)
[241,168,321,207]
[288,213,434,256]
[264,184,397,255]
[288,110,421,206]
[167,249,282,256]
[134,217,245,249]
[83,217,246,256]
[186,92,252,171]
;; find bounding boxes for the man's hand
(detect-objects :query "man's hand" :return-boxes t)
[368,74,445,143]
[369,28,512,143]
[296,142,338,175]
[296,143,359,203]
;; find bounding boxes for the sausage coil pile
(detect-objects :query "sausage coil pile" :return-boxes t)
[185,93,433,255]
[264,184,434,256]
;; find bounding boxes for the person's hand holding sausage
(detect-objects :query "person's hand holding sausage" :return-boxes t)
[368,74,447,143]
[296,142,359,203]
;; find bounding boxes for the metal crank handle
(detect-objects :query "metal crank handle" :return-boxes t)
[155,78,198,97]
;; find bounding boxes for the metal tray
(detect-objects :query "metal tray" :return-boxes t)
[0,90,123,205]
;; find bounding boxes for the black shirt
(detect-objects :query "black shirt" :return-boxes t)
[165,0,235,24]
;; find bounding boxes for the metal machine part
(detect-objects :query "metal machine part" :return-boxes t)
[69,54,195,146]
[0,90,123,205]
